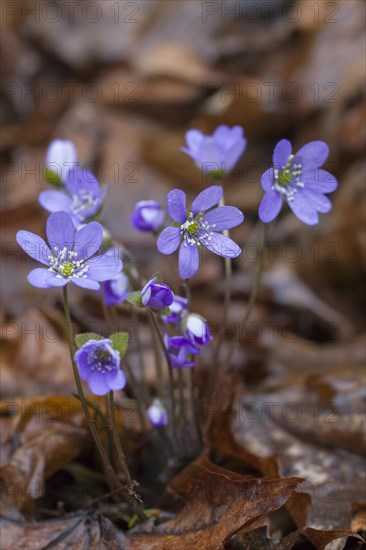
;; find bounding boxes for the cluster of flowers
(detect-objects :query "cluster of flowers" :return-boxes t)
[130,277,212,368]
[16,127,338,429]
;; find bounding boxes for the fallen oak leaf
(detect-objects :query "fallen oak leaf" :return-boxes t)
[127,453,302,549]
[224,383,366,539]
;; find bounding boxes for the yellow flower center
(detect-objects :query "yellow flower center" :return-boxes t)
[59,262,74,277]
[278,171,292,186]
[186,221,199,235]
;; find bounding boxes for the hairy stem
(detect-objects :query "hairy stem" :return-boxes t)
[148,310,178,448]
[123,356,149,431]
[184,279,202,447]
[226,222,269,366]
[207,195,232,398]
[62,286,144,518]
[148,311,164,382]
[177,368,189,436]
[131,306,149,404]
[107,391,145,521]
[189,367,202,448]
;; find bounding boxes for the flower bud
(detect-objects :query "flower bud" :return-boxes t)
[147,399,168,428]
[184,313,212,346]
[131,200,165,233]
[45,139,78,184]
[141,277,173,310]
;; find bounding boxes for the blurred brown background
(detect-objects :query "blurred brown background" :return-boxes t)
[1,1,366,542]
[1,0,365,393]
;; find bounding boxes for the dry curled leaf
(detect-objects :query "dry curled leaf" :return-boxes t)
[0,396,88,515]
[128,453,302,549]
[0,512,130,550]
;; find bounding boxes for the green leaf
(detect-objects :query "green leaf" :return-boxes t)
[109,332,129,357]
[75,333,104,348]
[42,166,63,187]
[153,306,171,316]
[126,291,143,307]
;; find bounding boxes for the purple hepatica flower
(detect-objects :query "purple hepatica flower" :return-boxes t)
[74,338,126,396]
[103,271,130,307]
[46,139,78,183]
[162,295,188,324]
[164,334,200,369]
[184,313,212,346]
[16,211,122,290]
[141,277,174,310]
[259,139,338,225]
[39,167,107,226]
[157,186,243,279]
[147,398,168,428]
[181,125,246,175]
[131,200,165,233]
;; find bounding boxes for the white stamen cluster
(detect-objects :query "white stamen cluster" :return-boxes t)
[272,154,304,202]
[48,246,89,279]
[87,348,116,374]
[181,212,217,247]
[70,189,98,216]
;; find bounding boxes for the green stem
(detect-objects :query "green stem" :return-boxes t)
[123,357,149,431]
[177,368,188,434]
[227,222,269,366]
[62,286,123,490]
[62,286,144,518]
[189,367,202,448]
[184,279,202,447]
[211,196,232,369]
[148,311,164,382]
[131,306,149,404]
[184,279,192,309]
[101,298,148,433]
[101,295,115,333]
[148,310,178,448]
[106,391,145,521]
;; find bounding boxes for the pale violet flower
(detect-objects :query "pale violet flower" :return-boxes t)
[182,125,246,175]
[39,167,107,226]
[74,338,126,396]
[157,186,244,279]
[16,212,122,290]
[258,139,338,225]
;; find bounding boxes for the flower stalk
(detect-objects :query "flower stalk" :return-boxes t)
[148,310,179,449]
[226,222,269,367]
[62,286,144,520]
[210,193,233,374]
[106,390,145,521]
